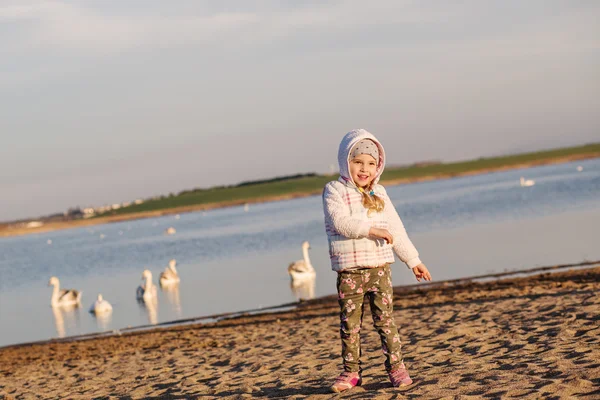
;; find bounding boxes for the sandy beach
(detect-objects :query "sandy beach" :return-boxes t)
[1,265,599,399]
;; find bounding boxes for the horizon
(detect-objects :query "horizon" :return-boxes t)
[1,1,599,221]
[3,141,597,224]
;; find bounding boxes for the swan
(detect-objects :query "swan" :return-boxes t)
[159,259,180,286]
[136,269,158,302]
[577,166,583,172]
[288,241,316,283]
[89,294,113,315]
[48,276,82,307]
[164,227,176,235]
[520,177,535,187]
[290,276,316,301]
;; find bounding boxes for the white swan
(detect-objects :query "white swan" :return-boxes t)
[577,166,583,172]
[288,241,316,283]
[159,259,180,286]
[48,276,82,307]
[520,177,535,187]
[164,227,176,235]
[89,294,113,315]
[136,269,158,302]
[290,276,316,301]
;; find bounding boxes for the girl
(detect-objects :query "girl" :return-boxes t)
[323,129,432,393]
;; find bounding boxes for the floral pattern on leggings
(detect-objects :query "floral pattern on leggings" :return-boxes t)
[336,264,403,372]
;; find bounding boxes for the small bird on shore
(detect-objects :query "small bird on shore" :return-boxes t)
[159,259,180,287]
[137,269,158,302]
[48,277,82,307]
[89,294,113,315]
[288,241,316,284]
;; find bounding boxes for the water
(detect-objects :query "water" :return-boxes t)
[1,159,599,347]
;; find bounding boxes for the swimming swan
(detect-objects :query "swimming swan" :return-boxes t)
[136,269,158,302]
[159,259,180,287]
[288,241,316,283]
[48,276,82,307]
[520,177,535,187]
[89,294,113,315]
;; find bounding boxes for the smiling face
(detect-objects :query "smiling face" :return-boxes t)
[349,153,378,188]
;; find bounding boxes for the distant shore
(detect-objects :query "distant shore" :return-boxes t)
[1,263,598,398]
[1,151,598,238]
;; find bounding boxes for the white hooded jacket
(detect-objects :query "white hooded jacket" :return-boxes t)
[322,129,422,272]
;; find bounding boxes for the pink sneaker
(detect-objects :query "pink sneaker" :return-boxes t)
[331,371,362,393]
[388,363,413,387]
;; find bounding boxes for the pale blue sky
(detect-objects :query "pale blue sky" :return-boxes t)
[1,1,598,221]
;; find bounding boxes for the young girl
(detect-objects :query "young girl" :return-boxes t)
[323,129,432,393]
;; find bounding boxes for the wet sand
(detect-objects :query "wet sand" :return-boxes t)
[1,265,599,399]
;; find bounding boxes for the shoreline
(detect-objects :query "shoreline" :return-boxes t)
[2,263,599,398]
[1,259,597,351]
[1,152,598,238]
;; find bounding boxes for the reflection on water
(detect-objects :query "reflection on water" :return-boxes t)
[51,307,66,338]
[290,276,316,301]
[93,312,112,331]
[161,284,182,317]
[51,305,81,338]
[138,298,158,325]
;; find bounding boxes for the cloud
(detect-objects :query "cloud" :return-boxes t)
[0,1,260,53]
[0,1,473,55]
[2,0,597,59]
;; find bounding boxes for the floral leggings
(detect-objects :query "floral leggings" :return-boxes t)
[336,264,403,373]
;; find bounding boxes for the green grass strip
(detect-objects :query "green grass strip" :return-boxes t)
[105,143,599,216]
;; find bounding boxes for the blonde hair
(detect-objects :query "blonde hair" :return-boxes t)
[359,183,385,216]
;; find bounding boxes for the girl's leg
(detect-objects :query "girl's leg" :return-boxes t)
[367,265,404,372]
[337,271,366,373]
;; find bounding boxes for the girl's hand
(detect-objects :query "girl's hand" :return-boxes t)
[412,263,432,282]
[369,227,394,244]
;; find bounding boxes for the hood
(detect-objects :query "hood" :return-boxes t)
[338,129,386,186]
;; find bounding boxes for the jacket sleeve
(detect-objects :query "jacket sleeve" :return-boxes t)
[323,182,372,239]
[379,186,422,269]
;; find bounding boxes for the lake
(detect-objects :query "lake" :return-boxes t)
[1,158,599,347]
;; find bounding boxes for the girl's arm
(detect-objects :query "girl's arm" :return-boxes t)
[323,183,371,239]
[379,187,422,269]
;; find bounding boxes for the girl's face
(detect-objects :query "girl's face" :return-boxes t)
[349,153,378,188]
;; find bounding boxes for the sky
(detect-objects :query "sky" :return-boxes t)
[1,1,599,221]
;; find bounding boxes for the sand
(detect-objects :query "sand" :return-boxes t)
[1,266,599,399]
